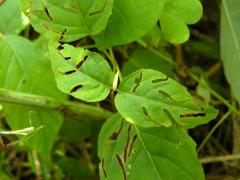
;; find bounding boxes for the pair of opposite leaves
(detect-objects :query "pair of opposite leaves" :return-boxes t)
[49,41,218,129]
[22,0,202,49]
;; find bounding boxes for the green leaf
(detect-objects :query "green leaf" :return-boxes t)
[0,35,64,164]
[94,0,161,49]
[115,69,218,128]
[221,0,240,103]
[98,113,205,180]
[122,49,174,78]
[49,41,114,102]
[20,0,113,42]
[0,0,27,34]
[159,0,202,43]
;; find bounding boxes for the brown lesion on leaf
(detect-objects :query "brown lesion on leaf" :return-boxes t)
[158,90,190,103]
[101,158,107,178]
[64,70,76,75]
[64,2,79,12]
[124,125,131,163]
[116,154,127,180]
[40,22,59,33]
[59,28,67,41]
[57,44,64,50]
[109,120,124,141]
[44,7,53,21]
[142,106,161,127]
[0,0,5,5]
[152,76,168,83]
[64,57,71,60]
[133,72,143,93]
[163,108,180,126]
[70,84,83,93]
[89,0,108,16]
[128,135,138,157]
[180,112,206,118]
[75,54,88,69]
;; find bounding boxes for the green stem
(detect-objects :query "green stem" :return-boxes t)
[104,48,123,81]
[190,73,240,116]
[197,111,232,153]
[137,40,174,65]
[0,88,113,121]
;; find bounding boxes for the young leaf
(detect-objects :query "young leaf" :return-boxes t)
[94,0,161,49]
[20,0,113,42]
[0,0,27,34]
[48,41,114,102]
[0,35,65,167]
[115,69,218,128]
[159,0,203,43]
[98,113,205,180]
[221,0,240,104]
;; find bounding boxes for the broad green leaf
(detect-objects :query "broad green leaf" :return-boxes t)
[115,69,218,128]
[98,113,205,180]
[20,0,113,42]
[122,49,174,78]
[0,35,65,166]
[94,0,161,49]
[159,0,203,43]
[221,0,240,103]
[49,41,114,102]
[0,0,27,34]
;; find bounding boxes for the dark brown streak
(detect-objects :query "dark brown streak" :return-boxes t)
[59,28,67,40]
[44,7,53,21]
[152,76,168,83]
[64,70,76,75]
[57,45,64,50]
[76,55,88,69]
[135,72,143,84]
[163,108,181,127]
[158,90,175,101]
[128,135,138,157]
[101,159,107,178]
[180,112,206,118]
[116,154,127,180]
[124,125,131,163]
[133,72,142,93]
[109,120,124,141]
[132,84,140,93]
[158,90,189,103]
[70,85,83,93]
[64,57,71,60]
[142,107,161,127]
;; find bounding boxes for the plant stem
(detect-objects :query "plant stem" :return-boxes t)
[136,40,174,65]
[0,88,113,121]
[104,48,123,81]
[190,73,240,116]
[200,154,240,164]
[197,111,232,153]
